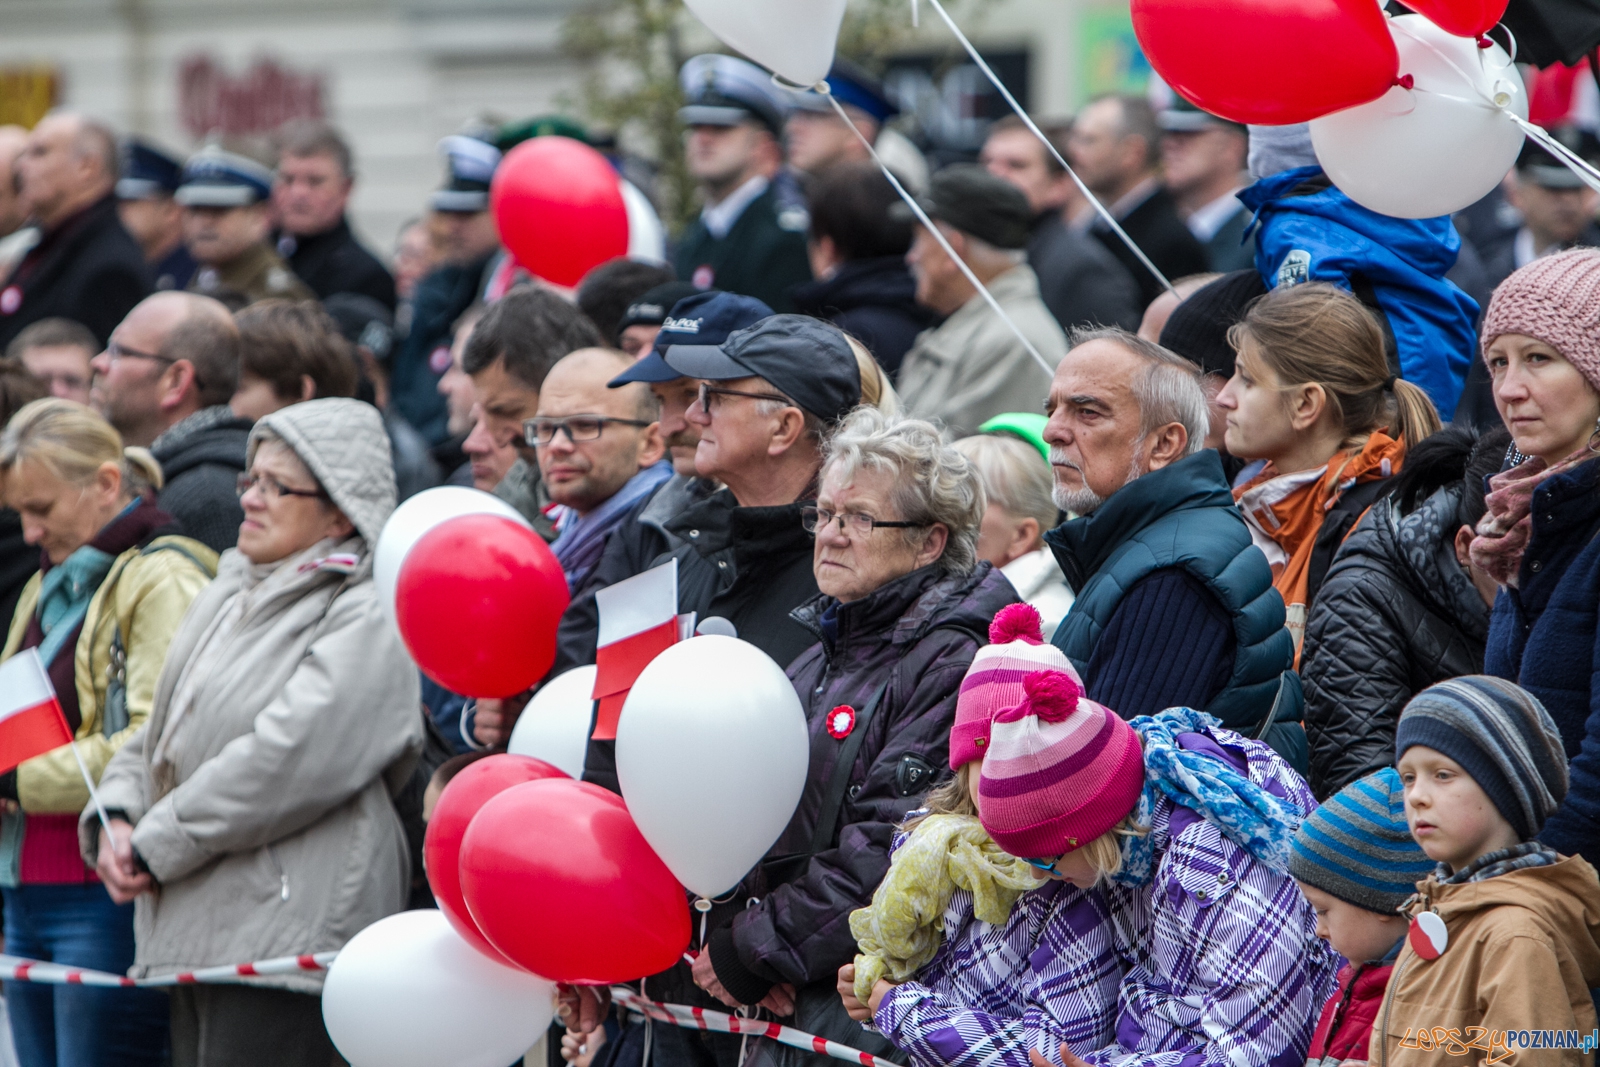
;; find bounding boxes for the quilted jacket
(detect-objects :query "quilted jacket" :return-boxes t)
[1300,487,1490,798]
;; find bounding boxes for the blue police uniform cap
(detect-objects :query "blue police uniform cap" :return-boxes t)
[609,290,775,387]
[789,60,898,124]
[432,135,503,213]
[117,139,184,201]
[174,145,275,208]
[678,54,790,136]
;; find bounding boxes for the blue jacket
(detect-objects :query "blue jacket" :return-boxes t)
[1484,456,1600,858]
[1046,451,1302,763]
[1240,167,1477,417]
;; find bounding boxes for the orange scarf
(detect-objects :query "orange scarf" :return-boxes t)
[1233,432,1406,662]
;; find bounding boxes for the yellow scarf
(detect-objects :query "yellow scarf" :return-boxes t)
[849,813,1037,1001]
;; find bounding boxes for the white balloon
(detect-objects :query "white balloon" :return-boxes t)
[682,0,846,87]
[621,180,667,265]
[507,665,597,779]
[1310,15,1527,219]
[374,487,530,620]
[615,635,809,898]
[322,910,554,1067]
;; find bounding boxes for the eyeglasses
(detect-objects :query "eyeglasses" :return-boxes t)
[800,506,931,536]
[696,383,794,414]
[237,471,328,502]
[522,415,654,447]
[1023,857,1060,875]
[105,341,176,367]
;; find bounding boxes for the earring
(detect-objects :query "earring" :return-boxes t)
[1590,416,1600,454]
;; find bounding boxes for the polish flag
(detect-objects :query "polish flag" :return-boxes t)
[592,560,681,741]
[0,650,74,774]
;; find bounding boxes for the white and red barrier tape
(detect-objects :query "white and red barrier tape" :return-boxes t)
[610,988,885,1067]
[0,950,886,1067]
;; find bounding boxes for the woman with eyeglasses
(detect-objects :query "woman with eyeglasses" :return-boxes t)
[86,398,422,1065]
[685,407,1016,1067]
[0,399,215,1067]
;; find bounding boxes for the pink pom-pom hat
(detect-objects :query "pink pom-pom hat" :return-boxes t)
[949,604,1080,770]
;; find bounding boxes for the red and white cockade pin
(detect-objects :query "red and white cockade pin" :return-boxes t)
[1408,910,1448,960]
[827,705,856,740]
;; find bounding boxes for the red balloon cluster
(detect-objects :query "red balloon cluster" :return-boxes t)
[1132,0,1506,125]
[491,137,631,288]
[425,754,690,984]
[395,513,569,697]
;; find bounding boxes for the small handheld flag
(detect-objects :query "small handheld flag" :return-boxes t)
[0,650,74,775]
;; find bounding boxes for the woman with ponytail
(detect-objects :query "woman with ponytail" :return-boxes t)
[0,399,215,1067]
[1216,283,1441,659]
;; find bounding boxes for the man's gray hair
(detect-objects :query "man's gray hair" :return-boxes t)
[1067,326,1208,457]
[821,406,986,576]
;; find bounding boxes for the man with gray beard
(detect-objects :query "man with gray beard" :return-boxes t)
[1041,327,1305,765]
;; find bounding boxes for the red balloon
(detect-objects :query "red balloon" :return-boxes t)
[1402,0,1508,37]
[459,778,690,983]
[1131,0,1398,125]
[395,513,569,697]
[423,754,569,966]
[491,137,630,288]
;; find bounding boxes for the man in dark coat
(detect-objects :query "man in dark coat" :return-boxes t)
[116,139,197,291]
[980,116,1141,332]
[1068,95,1210,309]
[391,134,503,443]
[673,55,813,313]
[1158,99,1255,273]
[0,112,152,348]
[88,291,249,552]
[1483,137,1600,289]
[272,119,396,310]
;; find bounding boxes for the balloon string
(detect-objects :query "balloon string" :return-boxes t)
[911,0,919,27]
[816,86,1059,377]
[919,0,1176,295]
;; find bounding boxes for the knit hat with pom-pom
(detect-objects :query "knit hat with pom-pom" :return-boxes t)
[976,638,1145,860]
[950,603,1081,770]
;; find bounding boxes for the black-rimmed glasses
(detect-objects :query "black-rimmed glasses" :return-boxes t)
[696,383,793,414]
[105,341,177,366]
[237,472,328,502]
[523,415,654,447]
[800,506,931,536]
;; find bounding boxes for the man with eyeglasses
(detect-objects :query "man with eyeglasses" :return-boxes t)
[89,290,250,553]
[529,347,671,593]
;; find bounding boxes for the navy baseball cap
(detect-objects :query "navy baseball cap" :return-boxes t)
[609,291,774,387]
[118,139,184,201]
[663,315,861,424]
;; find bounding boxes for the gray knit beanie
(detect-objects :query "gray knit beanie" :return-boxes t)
[1395,676,1568,840]
[1247,124,1318,180]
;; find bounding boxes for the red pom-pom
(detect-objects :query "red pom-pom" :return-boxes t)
[1023,670,1083,723]
[989,603,1044,645]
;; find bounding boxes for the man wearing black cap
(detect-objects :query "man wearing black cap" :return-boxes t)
[574,258,679,348]
[391,134,504,443]
[1484,136,1600,288]
[0,111,152,349]
[177,145,314,307]
[674,54,813,313]
[1159,100,1253,273]
[981,115,1141,333]
[272,119,397,311]
[117,138,197,291]
[614,279,700,357]
[897,164,1069,440]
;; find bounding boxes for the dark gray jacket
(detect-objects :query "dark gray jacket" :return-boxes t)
[151,406,252,554]
[1027,212,1141,332]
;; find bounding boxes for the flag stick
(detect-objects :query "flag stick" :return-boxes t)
[68,738,114,842]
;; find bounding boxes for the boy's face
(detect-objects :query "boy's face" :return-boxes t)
[1399,745,1522,872]
[1297,881,1406,964]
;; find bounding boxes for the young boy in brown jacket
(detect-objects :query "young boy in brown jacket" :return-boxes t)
[1374,676,1600,1066]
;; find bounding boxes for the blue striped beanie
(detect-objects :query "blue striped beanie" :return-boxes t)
[1395,675,1567,841]
[1289,769,1434,914]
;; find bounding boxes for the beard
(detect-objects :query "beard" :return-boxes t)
[1050,444,1146,516]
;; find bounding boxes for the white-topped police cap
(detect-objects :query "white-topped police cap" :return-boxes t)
[431,134,503,213]
[678,54,790,136]
[174,145,275,208]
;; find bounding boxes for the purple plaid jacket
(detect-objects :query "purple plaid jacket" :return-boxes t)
[1087,727,1340,1067]
[873,878,1122,1067]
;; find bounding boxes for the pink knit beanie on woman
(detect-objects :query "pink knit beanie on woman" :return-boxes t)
[1481,247,1600,393]
[968,604,1145,860]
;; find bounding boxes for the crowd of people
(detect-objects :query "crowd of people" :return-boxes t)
[0,40,1597,1067]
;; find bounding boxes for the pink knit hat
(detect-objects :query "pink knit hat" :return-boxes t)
[950,604,1079,770]
[974,619,1145,859]
[1481,247,1600,394]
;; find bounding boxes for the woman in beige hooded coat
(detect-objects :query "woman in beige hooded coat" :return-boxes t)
[82,397,423,1066]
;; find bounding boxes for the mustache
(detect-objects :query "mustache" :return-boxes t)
[1049,448,1080,472]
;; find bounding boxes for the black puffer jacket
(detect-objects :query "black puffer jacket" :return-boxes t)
[706,562,1018,1004]
[1300,487,1491,798]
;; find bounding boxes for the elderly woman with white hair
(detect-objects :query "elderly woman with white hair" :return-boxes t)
[953,431,1073,640]
[84,398,423,1066]
[685,406,1017,1067]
